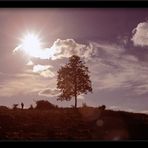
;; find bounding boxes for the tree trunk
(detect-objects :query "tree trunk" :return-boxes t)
[74,75,77,108]
[75,94,77,108]
[74,67,77,108]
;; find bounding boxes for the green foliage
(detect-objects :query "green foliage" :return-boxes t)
[57,55,92,108]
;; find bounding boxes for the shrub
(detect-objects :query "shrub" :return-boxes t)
[13,104,18,110]
[35,100,56,110]
[82,102,87,108]
[29,104,34,110]
[98,105,106,111]
[0,106,9,111]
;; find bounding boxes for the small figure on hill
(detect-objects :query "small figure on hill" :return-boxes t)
[21,102,24,109]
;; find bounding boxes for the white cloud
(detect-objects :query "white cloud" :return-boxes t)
[39,88,85,99]
[86,41,148,95]
[12,37,148,96]
[33,64,55,78]
[49,39,93,60]
[33,64,51,72]
[117,35,129,45]
[13,38,93,60]
[91,41,124,58]
[0,73,47,97]
[38,87,85,99]
[131,21,148,47]
[78,94,85,100]
[39,88,60,97]
[26,60,34,66]
[133,84,148,95]
[40,70,55,78]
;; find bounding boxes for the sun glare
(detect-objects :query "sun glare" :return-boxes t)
[21,33,42,57]
[14,32,56,59]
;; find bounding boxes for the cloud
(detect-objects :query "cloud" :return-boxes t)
[131,21,148,47]
[29,39,148,96]
[26,60,34,66]
[86,42,127,90]
[78,94,84,100]
[117,35,129,45]
[85,40,148,96]
[33,64,51,72]
[33,64,55,78]
[39,88,85,99]
[12,38,148,96]
[0,72,47,97]
[90,41,124,58]
[40,70,55,78]
[50,39,93,60]
[39,88,60,97]
[13,38,93,60]
[133,84,148,95]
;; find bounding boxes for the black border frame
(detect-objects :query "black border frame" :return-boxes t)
[0,1,147,8]
[0,0,148,145]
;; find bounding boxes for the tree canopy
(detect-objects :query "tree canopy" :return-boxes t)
[57,55,92,108]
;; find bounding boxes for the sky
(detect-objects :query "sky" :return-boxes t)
[1,8,148,113]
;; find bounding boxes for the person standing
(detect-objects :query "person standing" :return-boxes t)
[21,102,24,109]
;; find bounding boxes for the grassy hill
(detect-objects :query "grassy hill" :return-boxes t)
[0,106,148,140]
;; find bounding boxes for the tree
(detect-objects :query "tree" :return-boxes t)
[57,55,92,108]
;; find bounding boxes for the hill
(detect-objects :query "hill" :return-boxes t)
[0,106,148,140]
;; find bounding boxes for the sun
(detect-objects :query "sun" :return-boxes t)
[20,33,42,57]
[13,32,56,59]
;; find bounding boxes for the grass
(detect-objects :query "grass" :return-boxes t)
[0,107,148,140]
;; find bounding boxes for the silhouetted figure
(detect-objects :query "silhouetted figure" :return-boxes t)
[21,102,24,109]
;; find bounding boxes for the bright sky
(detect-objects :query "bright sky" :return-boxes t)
[0,8,148,113]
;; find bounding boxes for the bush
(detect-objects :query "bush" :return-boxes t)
[82,102,87,108]
[12,104,19,110]
[0,106,9,111]
[35,100,56,110]
[98,105,106,111]
[29,104,34,110]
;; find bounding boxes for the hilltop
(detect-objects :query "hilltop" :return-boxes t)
[0,104,148,140]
